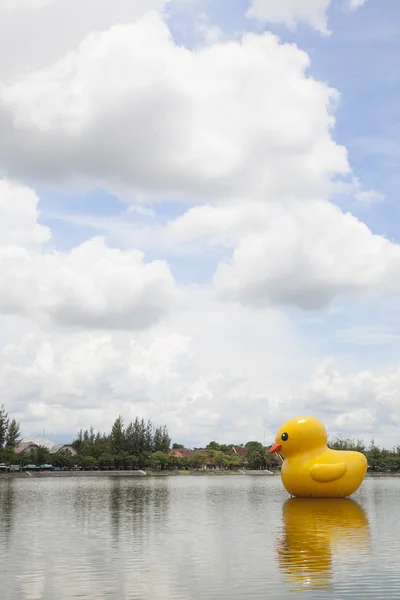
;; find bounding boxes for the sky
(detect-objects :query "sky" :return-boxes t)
[1,0,400,449]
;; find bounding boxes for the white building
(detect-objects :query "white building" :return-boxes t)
[14,438,77,456]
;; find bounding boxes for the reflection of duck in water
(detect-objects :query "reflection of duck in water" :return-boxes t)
[270,416,367,497]
[276,498,370,591]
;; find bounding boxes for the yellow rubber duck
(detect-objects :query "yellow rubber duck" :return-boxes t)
[270,416,368,498]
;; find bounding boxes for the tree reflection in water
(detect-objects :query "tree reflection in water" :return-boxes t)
[0,479,15,542]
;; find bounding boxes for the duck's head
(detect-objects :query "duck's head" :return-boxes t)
[270,416,327,458]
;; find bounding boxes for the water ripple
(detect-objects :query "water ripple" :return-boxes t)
[1,476,400,599]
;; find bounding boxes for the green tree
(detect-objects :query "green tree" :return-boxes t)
[0,405,9,447]
[213,450,226,469]
[180,455,191,470]
[82,456,97,470]
[226,454,244,470]
[126,455,139,470]
[125,421,135,454]
[172,443,184,449]
[168,454,182,470]
[52,452,74,469]
[366,439,385,471]
[245,441,264,453]
[246,442,267,470]
[34,445,51,466]
[219,444,234,454]
[72,415,170,470]
[152,451,169,470]
[145,419,153,451]
[384,455,399,472]
[110,416,125,455]
[191,452,207,470]
[0,446,17,466]
[140,451,153,469]
[265,451,281,471]
[73,429,84,451]
[125,418,145,455]
[98,453,114,469]
[114,452,129,469]
[152,457,161,470]
[159,425,171,453]
[206,441,220,451]
[329,436,366,451]
[6,419,21,447]
[153,427,164,452]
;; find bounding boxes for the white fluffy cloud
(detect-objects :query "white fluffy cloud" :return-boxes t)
[246,0,331,33]
[0,292,308,444]
[303,359,400,440]
[0,11,348,201]
[348,0,366,9]
[0,180,177,328]
[52,194,399,311]
[2,310,399,448]
[163,199,400,310]
[0,0,55,11]
[246,0,367,32]
[0,179,50,247]
[0,0,167,81]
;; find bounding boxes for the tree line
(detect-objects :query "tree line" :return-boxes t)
[328,436,400,472]
[70,416,172,470]
[69,422,281,471]
[202,441,281,471]
[0,409,281,471]
[2,403,400,473]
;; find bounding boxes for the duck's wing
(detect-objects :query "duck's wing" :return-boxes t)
[310,462,347,483]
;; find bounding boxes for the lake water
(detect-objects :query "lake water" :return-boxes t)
[1,475,400,599]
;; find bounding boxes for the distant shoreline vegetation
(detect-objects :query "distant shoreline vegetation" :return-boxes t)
[1,405,399,473]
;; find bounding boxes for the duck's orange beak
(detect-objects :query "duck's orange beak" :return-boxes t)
[269,442,282,454]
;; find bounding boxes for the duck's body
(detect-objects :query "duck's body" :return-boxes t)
[281,446,367,498]
[270,417,368,498]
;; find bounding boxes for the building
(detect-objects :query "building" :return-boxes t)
[168,448,185,459]
[49,444,77,456]
[232,446,248,458]
[14,442,38,455]
[16,437,55,452]
[14,438,77,456]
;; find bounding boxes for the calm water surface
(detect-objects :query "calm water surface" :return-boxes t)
[1,475,400,599]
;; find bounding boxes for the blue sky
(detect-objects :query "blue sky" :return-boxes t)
[169,0,400,232]
[35,0,400,368]
[38,0,400,248]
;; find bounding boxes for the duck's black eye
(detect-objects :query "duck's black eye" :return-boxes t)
[281,432,289,442]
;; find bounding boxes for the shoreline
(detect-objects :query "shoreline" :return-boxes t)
[0,469,275,479]
[0,470,397,479]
